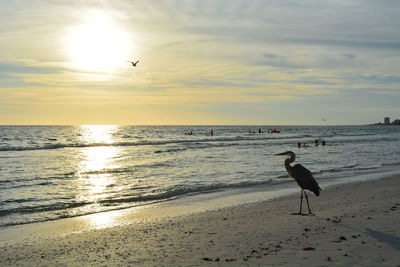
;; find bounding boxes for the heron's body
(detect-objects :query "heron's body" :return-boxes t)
[276,151,321,214]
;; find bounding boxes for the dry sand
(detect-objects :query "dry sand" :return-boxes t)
[1,175,399,266]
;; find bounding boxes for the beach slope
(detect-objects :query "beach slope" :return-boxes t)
[1,175,399,266]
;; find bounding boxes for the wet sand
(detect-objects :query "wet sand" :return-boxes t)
[1,175,399,266]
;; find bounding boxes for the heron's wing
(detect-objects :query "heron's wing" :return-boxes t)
[292,164,321,196]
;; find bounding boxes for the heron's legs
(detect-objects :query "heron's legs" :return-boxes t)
[292,190,304,215]
[292,190,314,216]
[299,190,303,214]
[303,191,314,215]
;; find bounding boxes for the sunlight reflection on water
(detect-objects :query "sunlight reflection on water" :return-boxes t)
[76,125,122,228]
[85,211,120,229]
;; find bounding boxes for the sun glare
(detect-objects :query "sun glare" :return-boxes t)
[65,11,131,73]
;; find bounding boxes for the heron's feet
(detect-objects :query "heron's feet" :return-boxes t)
[291,212,307,216]
[291,212,315,216]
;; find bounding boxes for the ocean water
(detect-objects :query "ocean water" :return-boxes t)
[0,125,399,227]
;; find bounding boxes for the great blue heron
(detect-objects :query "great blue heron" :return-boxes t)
[128,60,139,67]
[275,151,321,215]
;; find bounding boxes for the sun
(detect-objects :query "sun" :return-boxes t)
[65,11,131,73]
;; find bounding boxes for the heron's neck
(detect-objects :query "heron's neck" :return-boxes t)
[285,157,295,177]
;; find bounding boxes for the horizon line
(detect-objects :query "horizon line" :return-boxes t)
[0,123,381,127]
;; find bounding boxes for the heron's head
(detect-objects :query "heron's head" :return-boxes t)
[274,151,295,158]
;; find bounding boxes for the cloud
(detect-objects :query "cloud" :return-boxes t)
[357,75,400,84]
[343,53,356,59]
[0,62,56,74]
[280,37,400,50]
[257,53,303,69]
[0,62,59,88]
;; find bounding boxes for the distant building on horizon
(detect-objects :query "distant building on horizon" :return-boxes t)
[393,119,400,125]
[371,117,400,125]
[384,117,390,125]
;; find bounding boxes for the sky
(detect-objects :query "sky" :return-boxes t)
[0,0,399,125]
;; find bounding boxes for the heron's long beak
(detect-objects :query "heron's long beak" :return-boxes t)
[274,152,288,156]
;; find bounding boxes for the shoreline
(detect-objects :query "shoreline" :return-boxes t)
[1,168,398,245]
[1,173,400,266]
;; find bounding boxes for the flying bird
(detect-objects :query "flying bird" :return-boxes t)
[274,151,321,215]
[128,60,139,67]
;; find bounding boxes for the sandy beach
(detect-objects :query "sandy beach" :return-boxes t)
[1,175,399,266]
